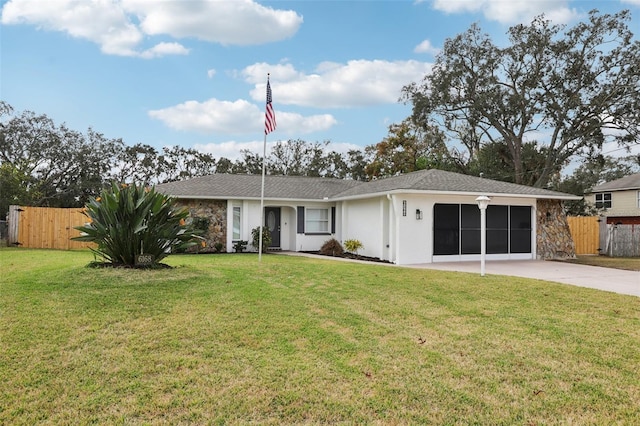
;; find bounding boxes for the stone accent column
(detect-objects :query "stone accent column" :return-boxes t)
[176,199,227,253]
[536,199,576,259]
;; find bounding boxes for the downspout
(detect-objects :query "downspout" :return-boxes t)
[387,194,397,264]
[532,202,538,260]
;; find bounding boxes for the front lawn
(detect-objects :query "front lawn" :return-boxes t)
[560,255,640,271]
[1,249,638,424]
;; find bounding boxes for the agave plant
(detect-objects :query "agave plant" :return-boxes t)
[73,182,200,267]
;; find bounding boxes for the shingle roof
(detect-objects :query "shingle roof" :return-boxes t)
[332,169,578,200]
[156,169,580,201]
[156,174,362,200]
[590,173,640,192]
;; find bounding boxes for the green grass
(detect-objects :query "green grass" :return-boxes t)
[560,255,640,271]
[1,249,639,424]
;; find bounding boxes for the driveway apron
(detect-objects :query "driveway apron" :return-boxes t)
[407,260,639,297]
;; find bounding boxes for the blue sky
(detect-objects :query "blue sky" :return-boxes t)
[2,0,639,161]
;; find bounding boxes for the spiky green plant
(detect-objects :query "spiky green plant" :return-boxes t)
[344,239,363,255]
[73,182,200,267]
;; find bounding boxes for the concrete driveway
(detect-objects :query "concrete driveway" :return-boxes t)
[280,252,639,297]
[407,260,639,297]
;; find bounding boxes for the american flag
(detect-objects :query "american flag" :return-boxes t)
[265,78,276,135]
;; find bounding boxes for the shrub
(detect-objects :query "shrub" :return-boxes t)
[319,238,344,256]
[251,226,271,253]
[232,240,248,253]
[73,182,200,267]
[344,239,364,254]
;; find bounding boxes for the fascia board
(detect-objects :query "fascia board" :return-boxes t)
[330,189,582,202]
[168,195,336,203]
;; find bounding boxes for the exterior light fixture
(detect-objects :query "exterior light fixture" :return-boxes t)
[476,195,491,276]
[416,209,423,220]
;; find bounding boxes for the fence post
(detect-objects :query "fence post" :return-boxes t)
[598,217,607,255]
[7,205,22,246]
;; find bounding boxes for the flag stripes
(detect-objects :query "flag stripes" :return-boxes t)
[265,79,276,135]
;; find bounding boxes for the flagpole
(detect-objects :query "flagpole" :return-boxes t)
[258,131,266,262]
[259,73,274,263]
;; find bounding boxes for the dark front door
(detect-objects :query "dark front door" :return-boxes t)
[265,207,281,248]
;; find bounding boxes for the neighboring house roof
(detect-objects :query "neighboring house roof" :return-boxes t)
[590,173,640,193]
[156,169,581,201]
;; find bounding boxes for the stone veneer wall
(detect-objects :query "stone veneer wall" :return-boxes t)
[176,199,227,253]
[536,199,576,259]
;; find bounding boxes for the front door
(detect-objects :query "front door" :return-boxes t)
[265,207,281,248]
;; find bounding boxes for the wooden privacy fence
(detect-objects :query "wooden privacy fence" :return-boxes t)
[567,216,600,255]
[7,205,94,250]
[568,216,640,257]
[602,224,640,257]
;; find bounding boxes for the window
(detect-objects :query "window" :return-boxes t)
[460,204,480,254]
[305,208,329,233]
[232,206,241,240]
[487,205,509,254]
[433,204,532,256]
[637,191,640,208]
[595,192,612,209]
[433,204,460,255]
[510,206,532,253]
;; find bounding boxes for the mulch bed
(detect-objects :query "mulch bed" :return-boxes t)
[301,251,392,264]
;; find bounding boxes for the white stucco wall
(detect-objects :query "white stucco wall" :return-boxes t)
[226,199,339,253]
[341,193,538,265]
[340,198,386,259]
[393,194,431,265]
[226,193,538,263]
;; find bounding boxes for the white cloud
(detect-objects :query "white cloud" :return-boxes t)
[1,0,143,56]
[621,0,640,5]
[241,62,303,84]
[414,39,440,55]
[1,0,303,57]
[432,0,481,14]
[194,140,269,160]
[149,98,261,134]
[207,69,216,79]
[151,59,431,135]
[246,59,433,108]
[432,0,579,24]
[124,0,302,45]
[140,42,189,59]
[148,98,336,135]
[277,111,337,134]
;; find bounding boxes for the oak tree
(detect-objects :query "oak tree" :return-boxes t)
[403,10,640,187]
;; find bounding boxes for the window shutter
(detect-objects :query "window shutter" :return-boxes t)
[297,206,304,234]
[331,207,336,233]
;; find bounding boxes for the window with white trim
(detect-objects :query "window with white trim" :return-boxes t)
[305,208,329,233]
[232,206,241,240]
[595,192,612,209]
